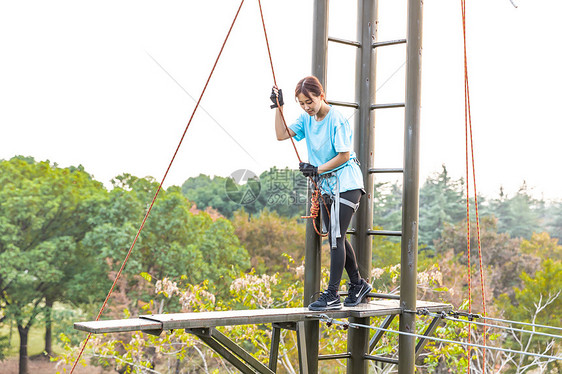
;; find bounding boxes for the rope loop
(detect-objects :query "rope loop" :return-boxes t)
[300,185,330,237]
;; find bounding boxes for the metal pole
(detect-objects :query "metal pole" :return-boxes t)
[305,1,329,373]
[398,0,423,371]
[348,0,376,373]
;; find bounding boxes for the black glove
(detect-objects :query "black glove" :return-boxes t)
[299,162,318,178]
[270,87,284,109]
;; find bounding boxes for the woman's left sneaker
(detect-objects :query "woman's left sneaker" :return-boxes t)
[308,289,342,311]
[344,279,372,307]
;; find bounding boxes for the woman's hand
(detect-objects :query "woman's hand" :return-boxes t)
[299,162,318,178]
[270,86,284,109]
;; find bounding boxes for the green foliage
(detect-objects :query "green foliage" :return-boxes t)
[496,260,562,357]
[2,156,562,372]
[0,156,106,363]
[544,201,562,241]
[419,165,467,250]
[181,168,307,219]
[232,209,306,273]
[181,173,249,218]
[488,182,543,240]
[434,217,539,301]
[422,316,471,373]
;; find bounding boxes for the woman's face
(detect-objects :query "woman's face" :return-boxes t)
[297,92,324,117]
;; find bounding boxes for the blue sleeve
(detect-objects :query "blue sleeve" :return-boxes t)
[289,114,306,141]
[333,115,352,152]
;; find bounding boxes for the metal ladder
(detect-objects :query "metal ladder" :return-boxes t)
[304,0,423,373]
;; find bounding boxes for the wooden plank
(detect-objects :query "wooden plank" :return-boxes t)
[140,307,350,330]
[74,301,452,334]
[74,318,162,334]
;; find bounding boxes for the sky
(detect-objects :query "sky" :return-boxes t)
[1,0,561,201]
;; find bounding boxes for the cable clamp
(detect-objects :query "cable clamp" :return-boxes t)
[417,308,430,316]
[448,310,481,321]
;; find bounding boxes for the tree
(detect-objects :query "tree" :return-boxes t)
[434,217,539,302]
[496,260,562,373]
[543,201,562,242]
[81,174,251,314]
[0,156,105,373]
[373,181,402,234]
[232,209,306,273]
[181,173,261,218]
[181,168,308,219]
[419,165,466,250]
[520,232,562,262]
[487,182,543,240]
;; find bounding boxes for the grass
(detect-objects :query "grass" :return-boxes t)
[1,302,79,359]
[0,322,55,358]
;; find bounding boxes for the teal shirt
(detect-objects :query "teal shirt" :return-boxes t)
[289,107,364,195]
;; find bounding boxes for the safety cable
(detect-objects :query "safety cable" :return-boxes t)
[68,1,246,372]
[312,314,562,362]
[480,315,562,332]
[409,310,562,340]
[461,0,487,370]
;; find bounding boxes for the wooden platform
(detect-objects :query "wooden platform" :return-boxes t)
[75,299,450,335]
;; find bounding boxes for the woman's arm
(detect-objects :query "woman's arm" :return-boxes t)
[318,151,350,174]
[275,108,295,140]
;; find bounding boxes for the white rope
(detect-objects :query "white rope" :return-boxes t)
[412,310,562,340]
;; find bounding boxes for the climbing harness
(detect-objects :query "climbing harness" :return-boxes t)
[318,159,361,249]
[300,158,361,245]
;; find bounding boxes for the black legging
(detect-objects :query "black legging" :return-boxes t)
[320,189,364,292]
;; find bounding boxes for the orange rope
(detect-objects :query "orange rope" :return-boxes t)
[256,0,330,225]
[257,0,302,164]
[68,1,246,372]
[301,188,329,237]
[461,0,487,371]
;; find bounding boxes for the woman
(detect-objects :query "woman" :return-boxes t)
[271,76,372,311]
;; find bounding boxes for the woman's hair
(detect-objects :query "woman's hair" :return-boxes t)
[295,76,327,102]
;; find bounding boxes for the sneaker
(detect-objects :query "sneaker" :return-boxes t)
[344,279,373,307]
[308,289,342,311]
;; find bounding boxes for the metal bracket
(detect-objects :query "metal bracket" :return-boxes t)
[415,316,442,361]
[186,327,274,374]
[369,314,396,353]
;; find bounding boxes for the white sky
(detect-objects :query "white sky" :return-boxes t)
[1,0,561,201]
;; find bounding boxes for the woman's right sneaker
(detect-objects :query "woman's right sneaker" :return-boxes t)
[344,279,372,307]
[308,289,342,311]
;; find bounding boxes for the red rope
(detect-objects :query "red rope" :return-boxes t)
[257,0,302,164]
[461,0,487,371]
[256,0,331,226]
[69,1,246,372]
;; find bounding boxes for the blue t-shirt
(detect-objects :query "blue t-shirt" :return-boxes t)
[289,107,364,195]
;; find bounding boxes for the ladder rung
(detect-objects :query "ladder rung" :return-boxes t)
[328,36,361,48]
[369,168,403,174]
[367,230,402,237]
[327,100,359,109]
[372,39,407,48]
[371,103,405,110]
[318,353,351,361]
[339,291,400,300]
[365,355,399,365]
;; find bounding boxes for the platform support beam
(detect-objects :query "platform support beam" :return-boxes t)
[348,0,377,372]
[398,0,424,371]
[188,327,274,374]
